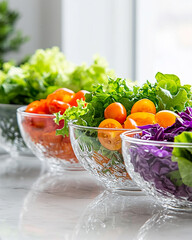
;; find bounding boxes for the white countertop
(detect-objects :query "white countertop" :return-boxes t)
[0,154,192,240]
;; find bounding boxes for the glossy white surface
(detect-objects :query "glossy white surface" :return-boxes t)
[0,154,192,240]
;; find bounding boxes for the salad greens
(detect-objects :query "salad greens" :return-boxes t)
[56,73,192,137]
[155,72,192,112]
[172,132,192,187]
[55,99,90,137]
[0,47,115,104]
[67,55,115,92]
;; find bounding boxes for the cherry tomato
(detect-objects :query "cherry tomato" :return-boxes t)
[25,99,49,114]
[131,99,156,114]
[47,88,75,105]
[38,99,50,114]
[48,99,70,114]
[98,119,123,150]
[127,112,156,126]
[69,90,89,107]
[104,102,127,124]
[124,117,137,129]
[155,110,179,128]
[25,101,40,113]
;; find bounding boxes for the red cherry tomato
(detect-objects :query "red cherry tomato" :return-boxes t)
[69,90,89,107]
[104,102,127,124]
[38,99,50,114]
[48,99,70,114]
[47,88,75,105]
[25,99,49,114]
[25,101,40,113]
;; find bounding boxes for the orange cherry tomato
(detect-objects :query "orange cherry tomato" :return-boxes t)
[47,88,75,105]
[104,102,127,124]
[131,99,156,114]
[48,99,70,114]
[124,117,137,129]
[69,90,89,107]
[155,110,179,128]
[99,118,123,129]
[98,119,123,150]
[127,112,156,126]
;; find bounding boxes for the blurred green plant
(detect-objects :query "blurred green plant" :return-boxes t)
[0,0,29,66]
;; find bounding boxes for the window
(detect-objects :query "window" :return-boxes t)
[8,0,192,85]
[136,0,192,84]
[62,0,135,80]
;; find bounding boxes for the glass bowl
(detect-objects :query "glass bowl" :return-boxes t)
[69,122,140,191]
[121,130,192,211]
[17,106,83,172]
[0,103,32,157]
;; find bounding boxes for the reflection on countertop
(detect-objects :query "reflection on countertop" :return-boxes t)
[72,190,161,240]
[19,171,104,240]
[136,209,192,240]
[0,155,191,240]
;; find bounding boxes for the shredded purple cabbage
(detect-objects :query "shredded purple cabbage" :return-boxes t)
[130,107,192,200]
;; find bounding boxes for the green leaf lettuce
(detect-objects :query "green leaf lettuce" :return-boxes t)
[172,132,192,187]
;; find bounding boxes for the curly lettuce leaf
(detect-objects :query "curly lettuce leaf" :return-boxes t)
[155,72,180,93]
[85,77,136,124]
[155,72,192,111]
[0,47,115,104]
[156,87,189,112]
[172,131,192,187]
[66,55,115,92]
[55,99,90,137]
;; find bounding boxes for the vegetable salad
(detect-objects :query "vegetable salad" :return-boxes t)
[54,72,192,179]
[56,72,192,137]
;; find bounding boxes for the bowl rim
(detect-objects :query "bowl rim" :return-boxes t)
[121,129,192,148]
[17,106,55,118]
[68,121,132,131]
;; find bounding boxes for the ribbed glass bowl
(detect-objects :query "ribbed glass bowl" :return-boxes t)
[69,122,139,191]
[121,130,192,211]
[0,103,32,157]
[17,106,83,172]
